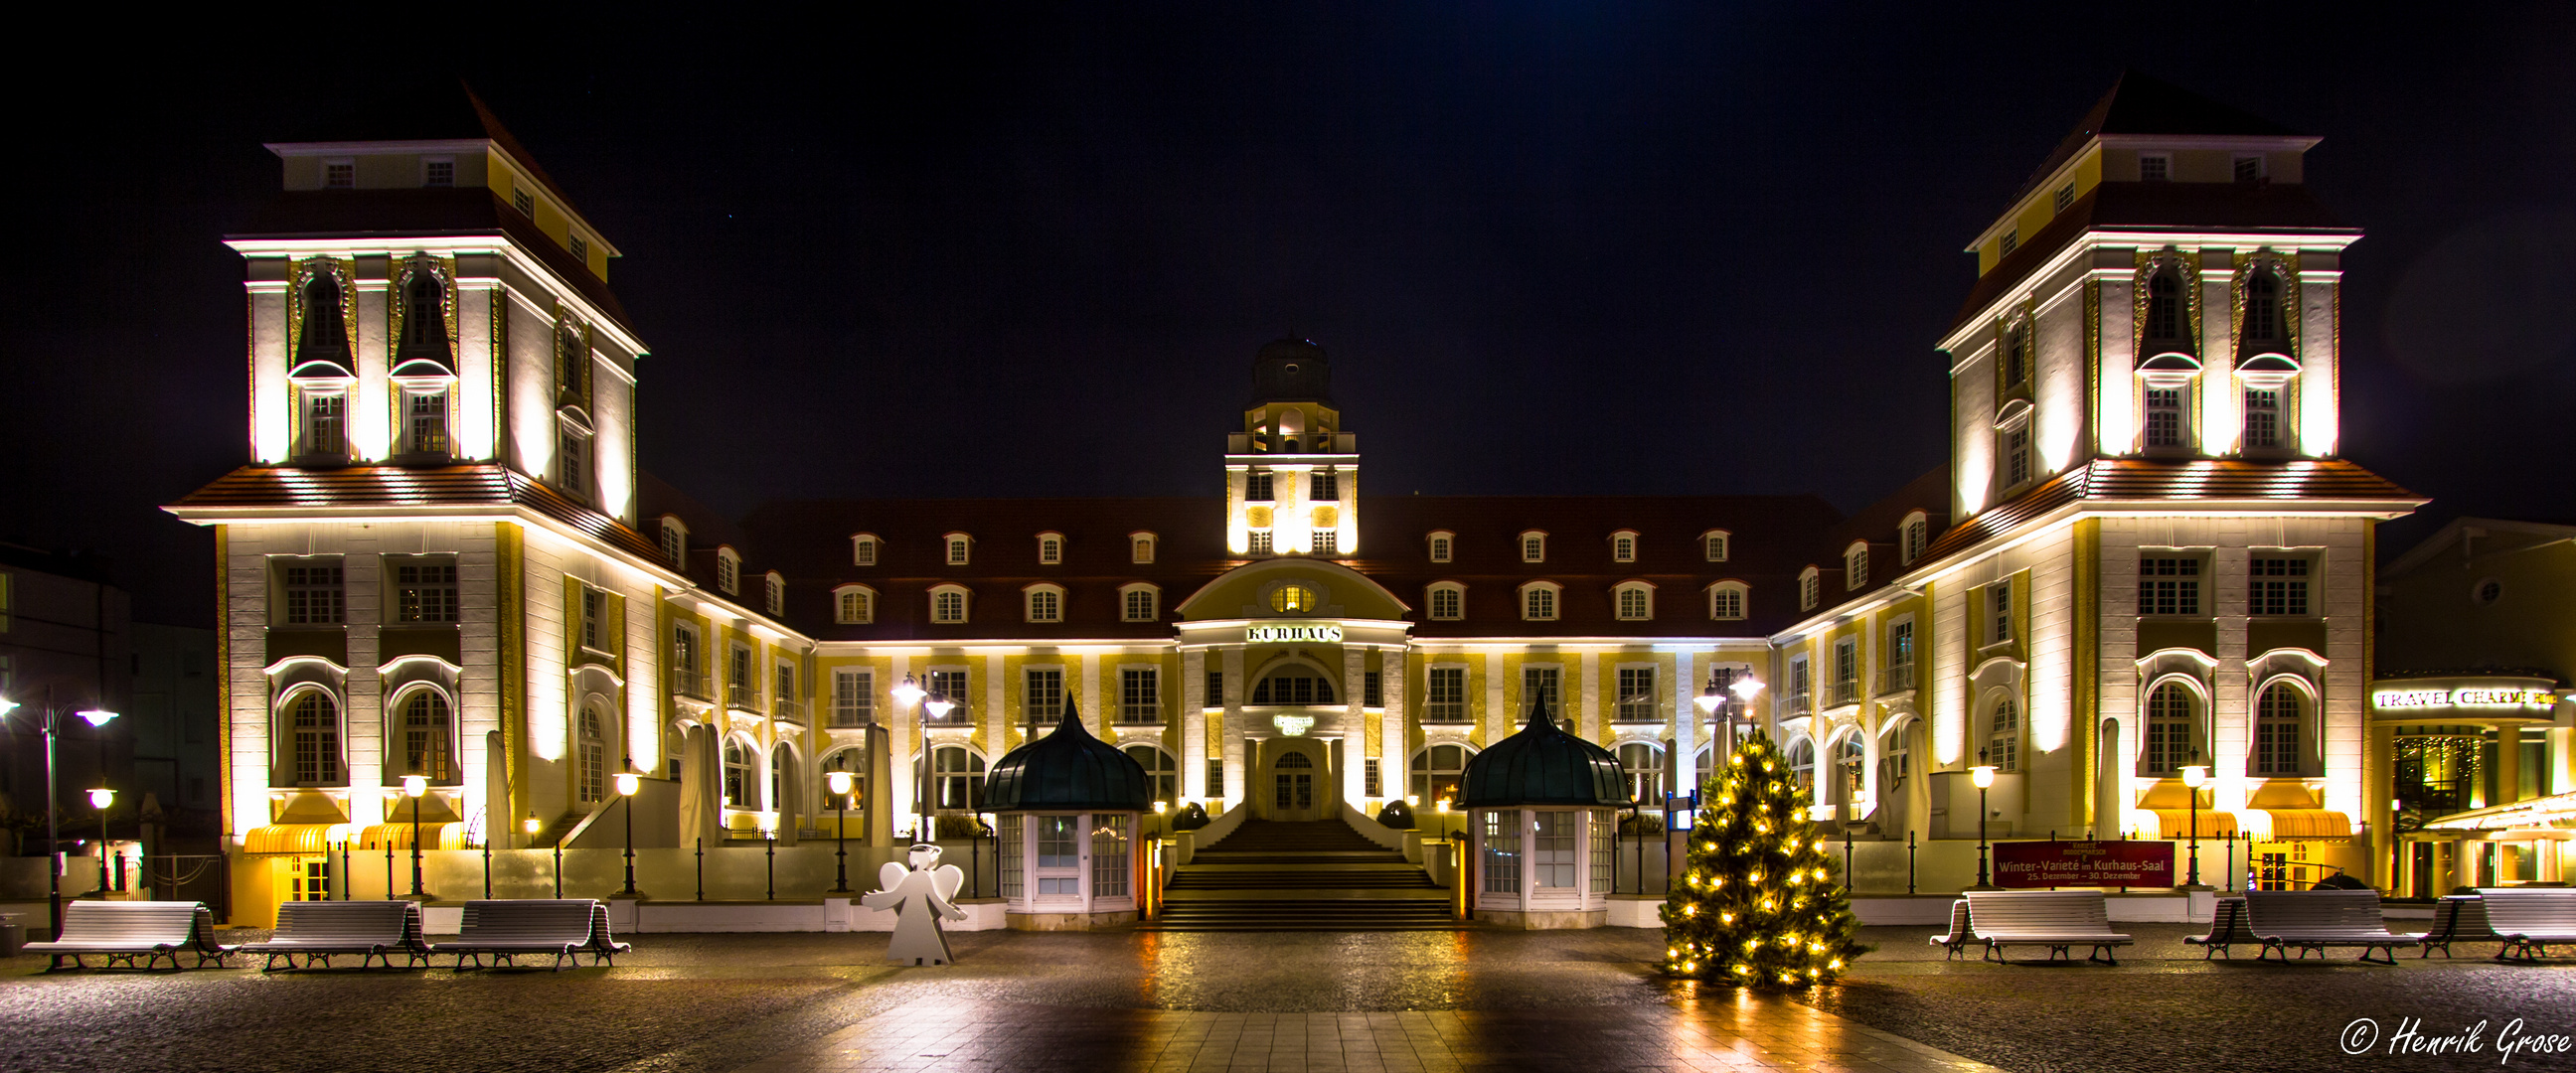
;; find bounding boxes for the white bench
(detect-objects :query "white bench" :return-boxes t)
[1959,890,2132,964]
[1926,899,1981,960]
[430,899,601,971]
[2478,887,2576,963]
[2245,889,2417,964]
[239,900,431,971]
[581,901,633,967]
[2414,895,2501,960]
[2184,896,2259,959]
[23,901,236,971]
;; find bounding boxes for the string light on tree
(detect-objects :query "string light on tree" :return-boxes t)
[1660,729,1867,988]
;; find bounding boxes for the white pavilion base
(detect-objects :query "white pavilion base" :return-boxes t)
[421,897,1011,934]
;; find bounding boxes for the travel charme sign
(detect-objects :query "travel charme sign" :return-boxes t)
[2369,677,2558,717]
[1246,622,1343,644]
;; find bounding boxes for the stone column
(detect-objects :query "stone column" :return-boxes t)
[1221,649,1246,812]
[1080,654,1101,736]
[888,655,913,836]
[1182,649,1208,801]
[1380,648,1406,803]
[1344,646,1367,807]
[1675,651,1698,800]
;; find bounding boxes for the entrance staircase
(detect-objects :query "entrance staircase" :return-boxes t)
[1143,818,1456,931]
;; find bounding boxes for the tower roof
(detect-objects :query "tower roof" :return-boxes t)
[981,701,1155,813]
[1247,337,1335,406]
[2013,70,2302,202]
[1457,695,1630,809]
[271,80,590,223]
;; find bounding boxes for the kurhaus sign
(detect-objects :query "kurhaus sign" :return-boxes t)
[2370,678,2557,716]
[1246,623,1342,644]
[1993,841,2174,889]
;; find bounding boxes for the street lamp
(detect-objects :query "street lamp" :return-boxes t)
[0,699,116,939]
[759,810,780,901]
[87,788,114,895]
[401,774,430,899]
[1971,761,1999,891]
[2179,764,2210,888]
[918,684,955,844]
[616,762,643,896]
[827,769,855,894]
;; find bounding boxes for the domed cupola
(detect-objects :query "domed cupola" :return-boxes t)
[1248,337,1334,406]
[982,701,1154,813]
[1459,695,1631,809]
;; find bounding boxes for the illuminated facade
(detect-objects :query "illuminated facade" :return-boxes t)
[172,75,2423,923]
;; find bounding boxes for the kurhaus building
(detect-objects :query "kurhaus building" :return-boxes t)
[171,74,2420,922]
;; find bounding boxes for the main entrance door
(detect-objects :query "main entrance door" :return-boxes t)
[1272,751,1318,821]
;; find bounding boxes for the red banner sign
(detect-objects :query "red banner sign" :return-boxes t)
[1992,841,2175,889]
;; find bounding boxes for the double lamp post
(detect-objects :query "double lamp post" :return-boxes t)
[0,696,119,941]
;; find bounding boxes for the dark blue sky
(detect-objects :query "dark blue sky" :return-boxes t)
[6,4,2572,624]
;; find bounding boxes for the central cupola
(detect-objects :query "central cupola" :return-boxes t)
[1225,338,1360,559]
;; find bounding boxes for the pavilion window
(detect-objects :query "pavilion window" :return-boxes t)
[1481,810,1520,894]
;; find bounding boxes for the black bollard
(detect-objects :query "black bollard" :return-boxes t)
[1905,830,1917,895]
[695,838,705,902]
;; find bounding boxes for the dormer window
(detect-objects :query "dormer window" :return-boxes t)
[944,534,972,565]
[2139,152,2172,182]
[851,535,880,566]
[717,548,740,595]
[1701,531,1730,562]
[1610,531,1638,563]
[1900,512,1929,565]
[1799,567,1822,612]
[1845,542,1869,591]
[1520,532,1546,563]
[1037,533,1063,564]
[660,518,687,567]
[1999,230,2017,256]
[1519,581,1560,622]
[1121,583,1161,622]
[513,187,536,216]
[929,584,970,624]
[836,584,876,624]
[1131,533,1157,564]
[1426,582,1464,621]
[1706,581,1747,621]
[1427,531,1454,563]
[2054,183,2074,213]
[1024,584,1063,623]
[1613,580,1654,621]
[568,234,588,261]
[764,572,784,617]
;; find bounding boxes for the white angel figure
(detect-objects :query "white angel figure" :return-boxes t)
[862,843,968,965]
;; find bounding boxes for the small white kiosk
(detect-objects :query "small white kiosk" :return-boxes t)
[982,703,1154,930]
[1460,697,1632,929]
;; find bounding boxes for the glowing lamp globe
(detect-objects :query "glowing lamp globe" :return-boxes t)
[77,708,118,727]
[1971,765,1997,790]
[891,676,925,705]
[87,788,114,809]
[402,774,428,798]
[1730,676,1765,701]
[826,770,855,797]
[614,771,642,797]
[2179,765,2208,790]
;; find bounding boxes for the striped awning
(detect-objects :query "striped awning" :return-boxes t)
[2259,809,2354,840]
[357,822,468,850]
[2149,809,2240,839]
[242,825,351,855]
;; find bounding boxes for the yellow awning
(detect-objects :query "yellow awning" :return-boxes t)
[2149,809,2240,839]
[242,825,351,855]
[357,822,467,850]
[2259,809,2353,840]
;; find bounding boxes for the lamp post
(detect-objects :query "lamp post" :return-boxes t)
[87,788,114,895]
[827,770,855,894]
[1697,671,1764,756]
[892,675,927,843]
[920,689,954,844]
[401,774,429,899]
[759,811,779,900]
[0,699,116,939]
[1971,762,1998,891]
[616,763,643,896]
[2179,764,2209,888]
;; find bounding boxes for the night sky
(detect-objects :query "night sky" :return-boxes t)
[6,5,2572,626]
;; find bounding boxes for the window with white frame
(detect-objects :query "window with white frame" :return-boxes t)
[1901,512,1928,565]
[1025,667,1064,721]
[927,669,971,723]
[836,585,875,624]
[2139,554,2203,616]
[833,668,874,727]
[1025,585,1061,623]
[1125,745,1178,803]
[717,549,739,595]
[574,704,606,804]
[277,559,346,625]
[568,234,588,261]
[2002,319,2029,387]
[1428,532,1453,562]
[851,535,879,566]
[324,158,355,188]
[1614,581,1653,621]
[1245,469,1273,501]
[422,156,453,188]
[1425,667,1468,722]
[2242,386,2284,449]
[303,390,348,459]
[1309,470,1339,502]
[1122,584,1159,622]
[931,745,985,811]
[1788,656,1811,707]
[1413,743,1469,804]
[1988,695,2019,772]
[1248,530,1273,554]
[1702,531,1729,561]
[1482,811,1519,894]
[1038,534,1062,564]
[1521,582,1558,621]
[2233,154,2265,183]
[764,572,784,617]
[578,587,608,652]
[2054,182,2074,213]
[945,535,971,565]
[1119,668,1160,722]
[1615,667,1656,722]
[930,585,969,624]
[1989,579,2013,644]
[1834,638,1857,692]
[2254,683,2307,776]
[1522,665,1561,717]
[661,519,687,566]
[391,557,458,624]
[1999,230,2017,257]
[1799,567,1821,612]
[402,387,449,458]
[2143,682,2197,776]
[2000,416,2032,489]
[398,689,457,782]
[1611,532,1637,562]
[1886,619,1915,683]
[1313,530,1339,554]
[2139,152,2172,182]
[556,421,590,498]
[1427,582,1464,621]
[1707,582,1747,621]
[2249,554,2313,616]
[1846,543,1869,590]
[1131,534,1157,563]
[721,738,749,806]
[283,690,342,785]
[1521,532,1546,563]
[512,185,535,215]
[2145,385,2187,448]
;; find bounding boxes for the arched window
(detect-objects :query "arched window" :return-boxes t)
[1900,512,1929,565]
[1614,581,1654,621]
[1707,581,1748,621]
[1426,582,1464,621]
[2242,268,2284,347]
[399,267,452,369]
[1845,542,1869,590]
[1121,584,1160,622]
[1835,735,1866,806]
[931,745,986,811]
[1410,743,1472,806]
[770,747,793,814]
[396,690,456,784]
[722,738,750,807]
[1879,721,1912,794]
[295,271,352,373]
[2142,682,2198,776]
[2145,267,2187,351]
[1251,667,1337,705]
[1799,567,1822,612]
[1124,744,1178,804]
[1787,738,1816,800]
[576,704,606,803]
[1988,696,2020,773]
[556,321,587,398]
[929,585,969,624]
[2254,684,2309,776]
[1269,583,1320,613]
[284,690,342,786]
[837,584,877,624]
[1693,745,1715,797]
[1024,584,1061,623]
[1521,582,1559,621]
[2003,320,2029,386]
[1618,743,1664,805]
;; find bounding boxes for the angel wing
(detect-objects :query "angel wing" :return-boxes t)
[879,860,909,894]
[931,863,964,904]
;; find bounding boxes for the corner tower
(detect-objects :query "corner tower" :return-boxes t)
[1224,339,1359,558]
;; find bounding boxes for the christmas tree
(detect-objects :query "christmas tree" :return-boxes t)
[1660,729,1868,988]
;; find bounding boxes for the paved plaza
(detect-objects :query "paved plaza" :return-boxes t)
[1,924,2570,1072]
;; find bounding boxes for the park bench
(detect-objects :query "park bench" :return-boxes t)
[23,901,236,971]
[2478,888,2576,963]
[239,900,432,971]
[430,899,600,971]
[2414,895,2501,959]
[1959,890,2133,964]
[2184,896,2260,959]
[2245,889,2417,964]
[581,901,633,967]
[1926,899,1982,960]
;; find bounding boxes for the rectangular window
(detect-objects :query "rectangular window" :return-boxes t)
[1847,548,1868,590]
[2234,154,2264,183]
[1365,757,1381,798]
[997,815,1024,899]
[1310,470,1339,501]
[1789,657,1811,704]
[2004,423,2031,487]
[406,390,449,456]
[307,393,346,456]
[1617,667,1656,722]
[773,663,795,707]
[1120,668,1159,722]
[568,234,588,261]
[661,523,685,566]
[280,561,345,625]
[2145,387,2184,447]
[1523,666,1560,716]
[1248,531,1274,554]
[1482,811,1520,894]
[932,589,966,623]
[512,187,536,216]
[946,538,970,565]
[2054,183,2074,213]
[1037,814,1077,869]
[765,575,783,617]
[1801,572,1820,611]
[1204,670,1222,707]
[1426,667,1467,722]
[393,560,458,624]
[1616,585,1649,620]
[1429,536,1452,562]
[1999,230,2017,256]
[834,669,874,727]
[1590,811,1615,891]
[2140,153,2171,182]
[559,427,587,496]
[2139,555,2203,616]
[1132,537,1155,563]
[718,555,738,595]
[1903,519,1928,563]
[1208,758,1225,797]
[729,646,752,693]
[1313,530,1338,554]
[1245,470,1273,501]
[1990,580,2013,644]
[1613,535,1636,562]
[580,588,606,651]
[1532,811,1578,889]
[928,669,971,722]
[1704,534,1728,561]
[324,159,354,189]
[1039,537,1061,564]
[1364,671,1383,707]
[2250,556,2313,616]
[1523,535,1545,562]
[1834,640,1856,686]
[2243,388,2282,449]
[1092,814,1130,898]
[1026,668,1065,720]
[852,538,877,566]
[1888,620,1915,673]
[423,159,454,188]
